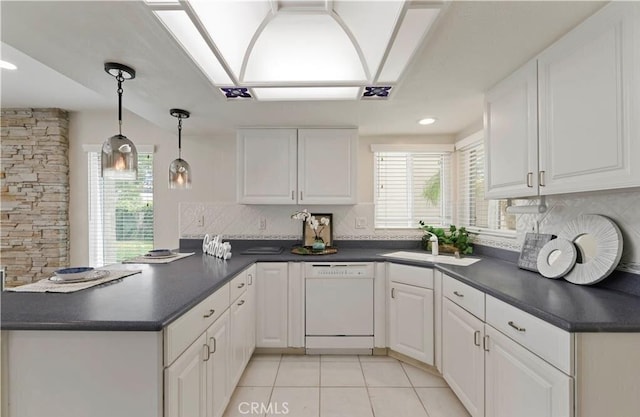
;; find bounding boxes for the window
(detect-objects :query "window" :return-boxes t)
[88,150,154,267]
[457,140,515,232]
[374,148,452,228]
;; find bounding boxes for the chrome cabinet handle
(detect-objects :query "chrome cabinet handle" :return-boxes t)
[300,191,303,200]
[539,171,546,187]
[203,344,210,361]
[483,335,490,352]
[203,309,215,318]
[237,299,245,306]
[391,288,395,299]
[527,172,533,187]
[209,337,217,354]
[248,273,253,285]
[292,190,295,200]
[453,291,464,298]
[508,321,526,332]
[474,330,481,347]
[237,283,245,289]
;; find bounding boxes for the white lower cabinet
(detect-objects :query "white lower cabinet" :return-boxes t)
[485,325,573,417]
[229,294,248,388]
[256,263,289,348]
[389,281,434,365]
[442,298,485,417]
[207,311,231,417]
[165,333,208,417]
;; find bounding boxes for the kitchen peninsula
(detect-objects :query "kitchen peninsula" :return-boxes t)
[2,245,640,417]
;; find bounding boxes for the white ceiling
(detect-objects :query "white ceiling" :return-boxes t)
[0,1,605,137]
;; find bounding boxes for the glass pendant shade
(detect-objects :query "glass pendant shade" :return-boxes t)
[101,134,138,180]
[101,62,137,180]
[169,158,191,189]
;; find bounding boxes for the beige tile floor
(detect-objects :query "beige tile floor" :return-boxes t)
[223,354,470,417]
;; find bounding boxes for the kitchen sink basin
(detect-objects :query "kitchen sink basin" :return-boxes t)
[380,251,481,266]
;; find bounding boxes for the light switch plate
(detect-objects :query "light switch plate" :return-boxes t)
[355,217,367,229]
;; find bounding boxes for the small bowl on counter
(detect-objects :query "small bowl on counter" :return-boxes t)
[54,267,95,281]
[145,249,174,258]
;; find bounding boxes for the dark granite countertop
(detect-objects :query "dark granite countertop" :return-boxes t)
[2,246,639,332]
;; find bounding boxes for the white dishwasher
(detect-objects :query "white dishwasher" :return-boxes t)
[305,262,374,354]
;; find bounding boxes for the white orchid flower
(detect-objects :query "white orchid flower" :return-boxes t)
[320,217,330,226]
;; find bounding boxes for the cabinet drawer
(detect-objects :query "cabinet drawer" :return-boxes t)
[229,271,247,302]
[165,283,230,366]
[388,263,434,289]
[486,295,573,375]
[443,275,485,320]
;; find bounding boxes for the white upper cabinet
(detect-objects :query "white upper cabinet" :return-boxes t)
[237,128,298,204]
[237,128,358,205]
[485,2,640,198]
[297,129,357,204]
[484,60,539,199]
[538,2,640,195]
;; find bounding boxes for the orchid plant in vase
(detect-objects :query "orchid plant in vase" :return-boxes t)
[291,209,331,251]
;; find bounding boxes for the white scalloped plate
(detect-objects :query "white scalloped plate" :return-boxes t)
[558,214,623,285]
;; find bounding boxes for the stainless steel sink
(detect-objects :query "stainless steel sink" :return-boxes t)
[380,251,481,266]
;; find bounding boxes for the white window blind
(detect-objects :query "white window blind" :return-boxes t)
[457,141,514,231]
[374,151,452,228]
[88,152,154,267]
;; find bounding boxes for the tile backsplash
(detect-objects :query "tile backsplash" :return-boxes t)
[180,189,640,274]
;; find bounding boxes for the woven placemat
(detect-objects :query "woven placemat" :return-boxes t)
[122,252,195,264]
[5,269,142,293]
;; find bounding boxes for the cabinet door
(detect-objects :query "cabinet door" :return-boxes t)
[206,311,230,417]
[484,60,539,198]
[485,325,573,417]
[297,128,357,204]
[442,298,485,417]
[237,129,297,204]
[229,295,247,388]
[389,282,434,365]
[538,3,640,195]
[245,265,257,360]
[165,334,208,417]
[256,263,288,348]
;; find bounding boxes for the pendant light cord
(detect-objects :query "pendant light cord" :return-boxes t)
[177,117,183,159]
[117,71,124,135]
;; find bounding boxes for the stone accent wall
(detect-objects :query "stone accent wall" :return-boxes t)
[1,108,70,285]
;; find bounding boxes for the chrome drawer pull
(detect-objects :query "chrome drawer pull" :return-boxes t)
[483,335,490,352]
[539,170,546,187]
[474,330,481,347]
[391,288,395,299]
[203,344,210,361]
[248,273,253,285]
[209,337,217,354]
[237,299,245,306]
[527,172,533,187]
[508,321,526,332]
[453,291,464,298]
[203,309,215,318]
[237,283,245,289]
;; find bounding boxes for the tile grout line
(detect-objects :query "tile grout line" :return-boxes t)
[265,355,282,417]
[358,355,379,417]
[400,362,433,417]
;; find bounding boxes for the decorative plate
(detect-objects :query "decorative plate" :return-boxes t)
[291,247,338,256]
[536,238,577,279]
[558,214,623,285]
[49,270,109,284]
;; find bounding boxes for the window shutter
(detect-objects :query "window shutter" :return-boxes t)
[457,142,514,231]
[88,152,154,267]
[374,151,452,228]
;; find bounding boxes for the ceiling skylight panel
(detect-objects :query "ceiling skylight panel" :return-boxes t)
[243,14,366,83]
[154,10,233,85]
[188,0,271,79]
[253,87,359,100]
[377,7,440,83]
[333,0,404,81]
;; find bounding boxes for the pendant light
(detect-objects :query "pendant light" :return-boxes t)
[169,108,192,189]
[101,62,138,180]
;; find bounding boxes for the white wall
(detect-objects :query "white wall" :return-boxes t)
[69,110,454,264]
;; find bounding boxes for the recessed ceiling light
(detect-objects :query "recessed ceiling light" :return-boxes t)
[418,117,437,125]
[0,60,17,70]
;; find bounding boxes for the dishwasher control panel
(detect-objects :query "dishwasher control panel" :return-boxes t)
[305,262,374,278]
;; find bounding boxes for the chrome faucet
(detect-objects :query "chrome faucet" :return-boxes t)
[423,231,439,256]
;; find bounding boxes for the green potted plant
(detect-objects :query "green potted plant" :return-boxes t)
[418,221,473,255]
